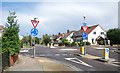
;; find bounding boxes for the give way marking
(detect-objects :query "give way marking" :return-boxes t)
[65,58,92,68]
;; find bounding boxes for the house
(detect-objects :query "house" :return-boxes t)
[53,24,108,45]
[52,30,74,45]
[73,24,108,45]
[0,25,4,37]
[19,35,23,40]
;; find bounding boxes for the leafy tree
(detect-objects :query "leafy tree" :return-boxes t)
[0,38,2,53]
[61,38,68,44]
[2,11,20,55]
[107,28,120,45]
[21,36,28,45]
[35,37,40,44]
[42,34,51,45]
[28,35,32,46]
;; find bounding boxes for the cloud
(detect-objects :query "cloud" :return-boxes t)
[35,2,118,30]
[2,0,120,2]
[2,2,118,37]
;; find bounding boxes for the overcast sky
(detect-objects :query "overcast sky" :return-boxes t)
[1,0,119,38]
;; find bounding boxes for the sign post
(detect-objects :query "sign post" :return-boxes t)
[30,18,39,58]
[81,15,88,55]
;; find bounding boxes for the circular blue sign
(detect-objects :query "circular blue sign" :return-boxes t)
[106,48,109,52]
[30,28,38,36]
[82,32,88,40]
[83,22,87,26]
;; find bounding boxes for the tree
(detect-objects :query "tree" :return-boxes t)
[2,11,20,55]
[35,37,40,44]
[42,34,51,45]
[28,35,32,46]
[21,36,28,45]
[107,28,120,45]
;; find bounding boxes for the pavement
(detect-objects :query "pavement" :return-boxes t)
[4,55,76,71]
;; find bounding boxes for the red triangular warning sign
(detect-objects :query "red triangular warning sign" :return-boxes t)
[31,20,39,28]
[82,26,88,32]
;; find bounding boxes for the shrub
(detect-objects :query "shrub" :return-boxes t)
[65,41,71,46]
[86,42,91,45]
[71,42,77,46]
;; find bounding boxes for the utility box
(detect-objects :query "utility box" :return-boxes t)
[102,48,109,60]
[80,46,85,55]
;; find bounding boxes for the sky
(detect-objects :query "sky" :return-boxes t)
[1,0,119,38]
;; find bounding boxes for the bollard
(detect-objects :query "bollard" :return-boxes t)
[80,46,85,55]
[102,48,109,60]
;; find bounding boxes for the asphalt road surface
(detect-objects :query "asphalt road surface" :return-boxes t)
[20,45,119,71]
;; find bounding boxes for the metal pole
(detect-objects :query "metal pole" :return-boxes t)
[84,42,86,55]
[33,37,35,58]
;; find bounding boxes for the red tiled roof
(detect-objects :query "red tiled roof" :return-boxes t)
[79,25,98,34]
[53,31,73,39]
[53,25,99,39]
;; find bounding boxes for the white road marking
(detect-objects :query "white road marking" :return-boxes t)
[50,46,57,48]
[46,54,52,56]
[20,50,28,52]
[39,54,45,56]
[65,58,92,68]
[60,49,77,51]
[96,48,104,49]
[54,54,60,56]
[62,54,67,56]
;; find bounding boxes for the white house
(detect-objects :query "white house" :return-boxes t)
[66,31,74,43]
[0,25,4,37]
[80,24,107,45]
[54,30,74,44]
[19,35,23,40]
[53,24,108,45]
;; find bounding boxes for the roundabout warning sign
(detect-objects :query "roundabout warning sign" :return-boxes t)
[30,18,39,36]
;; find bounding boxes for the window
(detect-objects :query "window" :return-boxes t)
[92,38,94,44]
[93,32,96,34]
[101,32,104,35]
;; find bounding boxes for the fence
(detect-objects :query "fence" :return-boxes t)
[0,53,2,73]
[2,51,10,71]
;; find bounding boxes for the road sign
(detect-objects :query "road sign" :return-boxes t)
[82,26,88,31]
[30,28,38,36]
[106,48,109,52]
[31,19,39,28]
[82,32,88,40]
[83,22,87,26]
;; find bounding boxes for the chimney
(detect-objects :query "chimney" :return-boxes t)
[52,34,54,36]
[58,32,60,35]
[67,30,69,33]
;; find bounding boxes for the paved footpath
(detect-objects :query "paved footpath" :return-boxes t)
[4,55,76,71]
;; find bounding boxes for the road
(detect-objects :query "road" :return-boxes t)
[20,45,119,71]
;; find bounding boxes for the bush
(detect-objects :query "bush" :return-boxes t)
[77,41,91,46]
[86,42,91,45]
[71,42,77,46]
[65,41,71,46]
